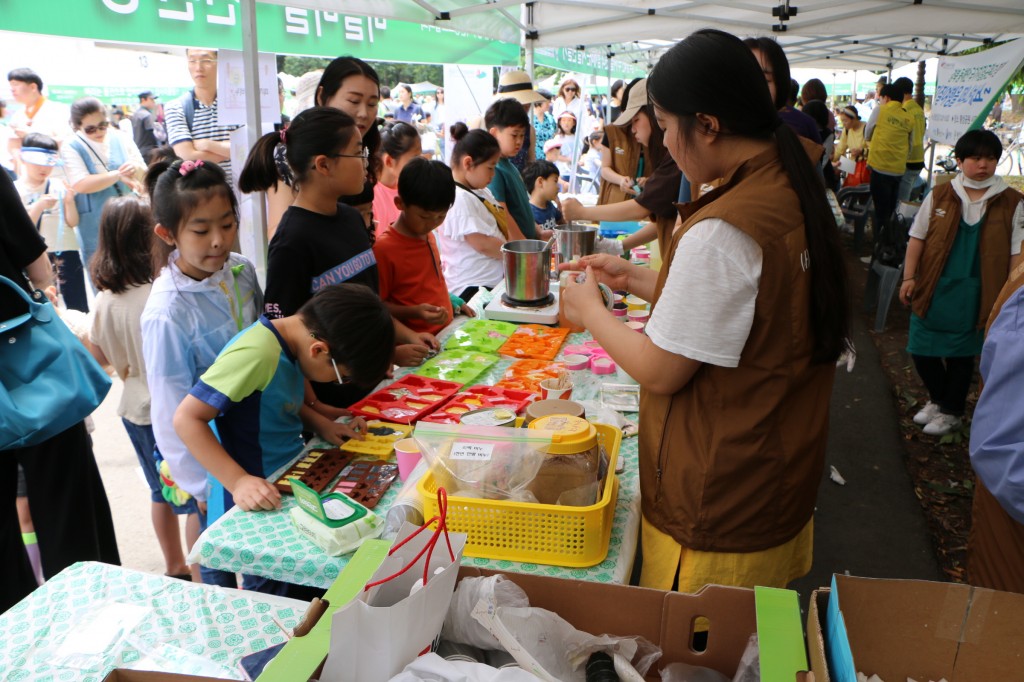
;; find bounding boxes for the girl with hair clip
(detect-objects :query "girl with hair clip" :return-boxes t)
[88,195,193,581]
[238,108,437,409]
[371,121,422,235]
[264,56,383,239]
[560,29,850,594]
[140,157,262,588]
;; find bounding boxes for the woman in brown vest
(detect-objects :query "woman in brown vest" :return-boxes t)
[561,78,681,255]
[561,29,850,592]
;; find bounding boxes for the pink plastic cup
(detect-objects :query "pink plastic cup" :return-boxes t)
[394,438,422,481]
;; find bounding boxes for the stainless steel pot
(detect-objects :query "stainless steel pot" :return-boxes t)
[553,222,598,266]
[501,239,552,303]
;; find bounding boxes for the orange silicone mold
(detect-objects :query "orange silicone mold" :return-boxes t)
[497,324,571,361]
[495,359,566,394]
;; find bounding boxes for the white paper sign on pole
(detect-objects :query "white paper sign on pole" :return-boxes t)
[217,49,281,127]
[442,64,494,164]
[928,39,1024,145]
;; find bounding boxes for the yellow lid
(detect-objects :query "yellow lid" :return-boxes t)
[529,415,597,454]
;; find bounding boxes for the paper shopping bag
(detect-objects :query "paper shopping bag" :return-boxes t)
[320,521,467,682]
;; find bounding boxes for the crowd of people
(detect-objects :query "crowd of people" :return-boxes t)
[2,29,1024,614]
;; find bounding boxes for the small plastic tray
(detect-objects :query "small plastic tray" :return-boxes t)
[419,385,536,424]
[332,460,399,509]
[498,325,571,361]
[348,375,462,424]
[339,420,413,458]
[444,319,519,353]
[495,359,566,394]
[412,349,500,385]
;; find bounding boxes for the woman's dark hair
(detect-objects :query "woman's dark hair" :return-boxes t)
[397,157,455,212]
[802,100,831,134]
[954,129,1003,160]
[485,98,530,130]
[315,56,382,185]
[396,84,412,97]
[70,97,105,130]
[742,37,791,110]
[380,121,421,160]
[299,283,395,387]
[22,132,57,152]
[90,195,155,293]
[650,29,849,363]
[238,107,359,193]
[522,160,560,193]
[879,83,903,101]
[620,78,669,170]
[450,125,501,167]
[145,158,238,270]
[800,78,828,104]
[839,105,860,122]
[893,76,914,98]
[611,79,625,100]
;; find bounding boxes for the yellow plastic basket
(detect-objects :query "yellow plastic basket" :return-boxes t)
[417,423,622,567]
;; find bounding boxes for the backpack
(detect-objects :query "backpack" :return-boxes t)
[177,90,198,132]
[873,211,910,268]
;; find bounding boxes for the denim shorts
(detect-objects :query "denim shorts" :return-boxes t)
[122,419,197,515]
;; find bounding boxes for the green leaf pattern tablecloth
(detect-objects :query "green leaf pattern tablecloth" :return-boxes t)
[190,310,643,589]
[0,562,307,681]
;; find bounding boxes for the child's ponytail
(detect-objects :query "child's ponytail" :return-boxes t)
[237,130,284,193]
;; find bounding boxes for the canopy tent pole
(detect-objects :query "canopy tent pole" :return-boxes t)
[239,0,268,286]
[606,45,612,124]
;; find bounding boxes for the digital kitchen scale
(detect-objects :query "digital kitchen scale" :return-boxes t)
[484,282,560,325]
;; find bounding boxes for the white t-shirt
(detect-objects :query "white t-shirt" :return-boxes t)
[14,175,79,252]
[438,185,507,295]
[61,129,145,187]
[645,219,763,368]
[909,175,1024,255]
[9,98,72,142]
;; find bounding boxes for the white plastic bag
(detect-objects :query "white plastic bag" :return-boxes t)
[442,575,531,649]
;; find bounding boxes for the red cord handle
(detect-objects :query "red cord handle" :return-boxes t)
[364,488,454,591]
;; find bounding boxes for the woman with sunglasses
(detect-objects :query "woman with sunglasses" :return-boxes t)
[61,97,145,290]
[552,78,585,122]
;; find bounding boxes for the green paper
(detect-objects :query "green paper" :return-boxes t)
[754,586,808,680]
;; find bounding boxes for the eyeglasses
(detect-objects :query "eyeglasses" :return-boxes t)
[332,147,370,165]
[564,87,578,93]
[311,332,353,385]
[82,121,109,135]
[188,58,217,67]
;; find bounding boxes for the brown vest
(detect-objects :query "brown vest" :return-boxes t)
[598,125,645,206]
[638,144,836,553]
[967,262,1024,593]
[911,182,1022,329]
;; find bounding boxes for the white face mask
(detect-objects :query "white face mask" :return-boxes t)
[961,174,999,190]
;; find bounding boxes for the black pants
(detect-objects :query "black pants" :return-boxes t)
[870,170,902,229]
[912,355,975,416]
[1,422,120,612]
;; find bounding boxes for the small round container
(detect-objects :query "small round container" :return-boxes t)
[612,293,624,304]
[527,415,601,506]
[590,356,616,375]
[524,399,585,426]
[563,354,591,370]
[625,294,647,311]
[539,377,574,400]
[627,309,650,324]
[625,320,646,333]
[393,438,422,482]
[611,302,628,317]
[460,407,517,427]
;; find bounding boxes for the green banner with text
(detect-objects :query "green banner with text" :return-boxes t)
[535,47,647,81]
[0,1,518,66]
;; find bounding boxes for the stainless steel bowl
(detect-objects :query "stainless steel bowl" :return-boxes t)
[501,239,552,303]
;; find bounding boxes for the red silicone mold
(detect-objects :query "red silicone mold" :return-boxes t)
[419,385,536,424]
[348,374,463,424]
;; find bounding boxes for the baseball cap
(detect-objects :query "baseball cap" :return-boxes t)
[612,78,648,126]
[138,91,158,101]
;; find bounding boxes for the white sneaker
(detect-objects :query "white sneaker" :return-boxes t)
[913,401,941,426]
[923,413,962,436]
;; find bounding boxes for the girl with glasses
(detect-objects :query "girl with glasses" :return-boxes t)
[61,96,145,295]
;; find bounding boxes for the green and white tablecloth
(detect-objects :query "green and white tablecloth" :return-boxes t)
[190,306,643,589]
[0,562,308,681]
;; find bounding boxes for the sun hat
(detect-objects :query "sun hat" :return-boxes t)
[543,139,563,153]
[612,78,648,126]
[557,110,577,121]
[495,70,547,105]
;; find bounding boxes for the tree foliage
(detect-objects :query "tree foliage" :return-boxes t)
[279,55,443,90]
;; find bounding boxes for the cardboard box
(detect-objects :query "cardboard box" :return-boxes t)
[809,574,1024,681]
[102,672,227,681]
[257,539,808,682]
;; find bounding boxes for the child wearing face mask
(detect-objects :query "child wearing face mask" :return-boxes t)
[899,129,1024,437]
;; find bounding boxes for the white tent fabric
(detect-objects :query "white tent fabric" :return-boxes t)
[258,0,1024,70]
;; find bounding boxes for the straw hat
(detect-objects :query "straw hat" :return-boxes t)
[293,69,324,114]
[495,70,547,105]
